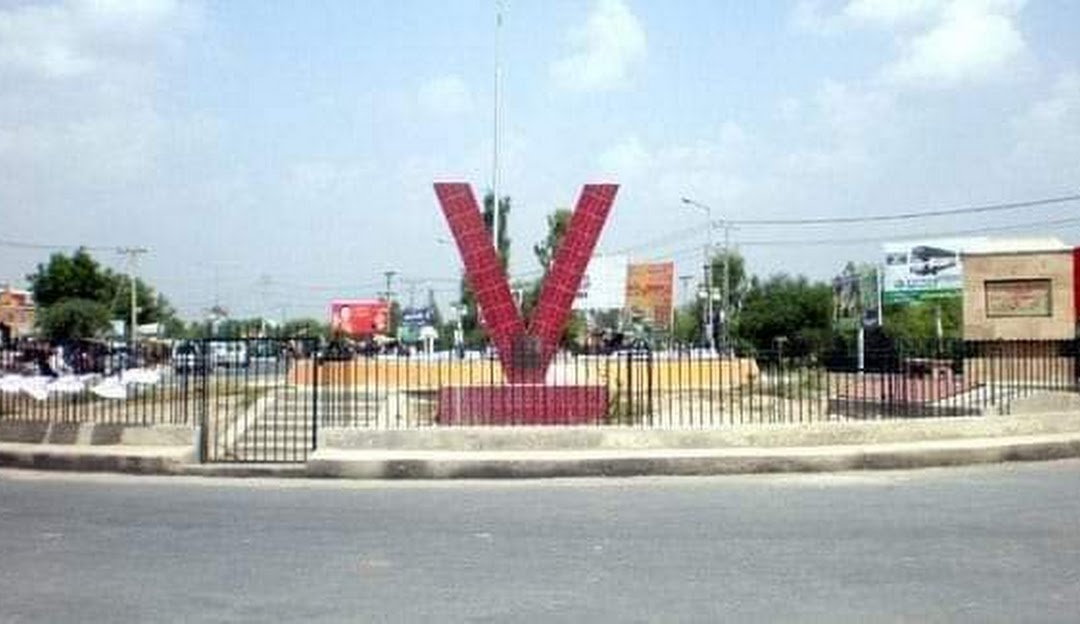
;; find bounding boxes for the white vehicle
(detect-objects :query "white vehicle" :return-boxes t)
[209,341,249,368]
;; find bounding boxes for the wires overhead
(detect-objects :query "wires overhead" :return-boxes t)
[0,238,119,252]
[725,192,1080,226]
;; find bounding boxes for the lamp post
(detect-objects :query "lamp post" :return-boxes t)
[681,198,723,353]
[117,247,147,357]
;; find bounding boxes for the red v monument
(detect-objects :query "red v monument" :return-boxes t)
[434,182,618,424]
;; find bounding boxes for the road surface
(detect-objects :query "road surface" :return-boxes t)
[1,462,1079,622]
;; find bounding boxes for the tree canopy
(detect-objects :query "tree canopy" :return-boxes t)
[27,248,179,341]
[736,273,833,356]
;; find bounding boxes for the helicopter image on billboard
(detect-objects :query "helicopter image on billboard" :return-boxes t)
[907,245,958,276]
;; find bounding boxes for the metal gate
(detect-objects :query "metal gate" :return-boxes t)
[195,338,318,463]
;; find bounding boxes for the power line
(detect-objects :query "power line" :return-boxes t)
[640,214,1080,264]
[727,192,1080,226]
[0,238,119,252]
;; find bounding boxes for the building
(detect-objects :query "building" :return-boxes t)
[961,239,1078,386]
[962,238,1077,340]
[0,286,35,344]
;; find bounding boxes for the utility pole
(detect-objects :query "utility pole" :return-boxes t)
[382,271,397,304]
[722,219,731,356]
[117,247,148,354]
[682,198,715,352]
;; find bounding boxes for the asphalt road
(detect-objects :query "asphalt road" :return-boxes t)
[1,462,1079,623]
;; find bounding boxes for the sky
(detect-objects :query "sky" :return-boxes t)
[1,0,1079,322]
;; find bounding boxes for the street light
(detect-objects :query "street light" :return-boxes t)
[681,197,731,355]
[681,198,715,352]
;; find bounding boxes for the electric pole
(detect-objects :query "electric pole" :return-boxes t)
[382,271,397,304]
[117,247,148,355]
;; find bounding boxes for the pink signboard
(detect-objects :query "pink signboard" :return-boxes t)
[329,300,390,336]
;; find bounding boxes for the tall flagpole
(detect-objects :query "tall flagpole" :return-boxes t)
[491,1,503,255]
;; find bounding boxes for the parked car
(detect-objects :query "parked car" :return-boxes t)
[172,341,207,374]
[209,341,249,368]
[316,340,354,362]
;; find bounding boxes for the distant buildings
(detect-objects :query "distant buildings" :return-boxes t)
[0,286,35,343]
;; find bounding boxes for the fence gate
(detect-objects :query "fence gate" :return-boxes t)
[197,338,318,463]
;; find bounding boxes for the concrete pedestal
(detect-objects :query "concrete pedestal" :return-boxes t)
[437,385,608,425]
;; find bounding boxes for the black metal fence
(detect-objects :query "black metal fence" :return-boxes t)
[1,338,1077,462]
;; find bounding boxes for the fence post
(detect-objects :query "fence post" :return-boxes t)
[311,347,320,451]
[197,340,210,463]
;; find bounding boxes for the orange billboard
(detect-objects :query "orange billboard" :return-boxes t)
[330,300,390,336]
[626,262,674,330]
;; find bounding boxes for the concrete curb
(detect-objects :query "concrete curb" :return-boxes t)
[3,425,1080,480]
[305,433,1080,479]
[0,443,193,475]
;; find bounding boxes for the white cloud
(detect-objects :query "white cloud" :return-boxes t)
[417,74,473,116]
[1010,71,1080,184]
[792,1,1028,89]
[883,1,1026,88]
[288,160,375,196]
[595,124,751,208]
[0,0,190,80]
[550,0,646,93]
[597,135,652,177]
[843,0,945,26]
[0,0,196,189]
[782,80,896,173]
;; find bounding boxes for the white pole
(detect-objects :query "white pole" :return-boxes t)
[705,207,714,353]
[117,247,147,354]
[491,1,503,254]
[722,220,730,355]
[857,325,865,373]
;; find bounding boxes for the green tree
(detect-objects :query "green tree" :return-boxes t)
[110,278,180,329]
[676,250,748,348]
[28,248,113,308]
[528,207,587,349]
[883,298,962,350]
[532,208,572,273]
[36,299,112,342]
[28,248,180,340]
[280,318,328,339]
[736,274,833,356]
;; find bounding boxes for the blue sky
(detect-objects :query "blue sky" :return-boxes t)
[2,0,1079,321]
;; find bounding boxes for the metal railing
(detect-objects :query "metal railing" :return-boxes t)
[1,338,1077,461]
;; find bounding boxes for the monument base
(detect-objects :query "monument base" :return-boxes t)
[437,385,608,425]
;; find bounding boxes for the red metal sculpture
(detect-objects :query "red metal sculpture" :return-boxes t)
[434,182,618,423]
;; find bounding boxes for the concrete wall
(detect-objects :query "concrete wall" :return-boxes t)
[963,250,1076,340]
[289,357,760,392]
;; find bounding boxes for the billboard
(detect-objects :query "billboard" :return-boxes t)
[626,262,675,330]
[833,265,880,329]
[573,255,628,311]
[398,306,436,343]
[330,300,390,336]
[883,239,980,304]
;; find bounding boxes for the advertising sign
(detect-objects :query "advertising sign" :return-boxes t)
[573,255,628,311]
[833,265,880,329]
[398,306,436,343]
[330,300,390,336]
[882,239,983,304]
[626,262,675,330]
[985,279,1052,318]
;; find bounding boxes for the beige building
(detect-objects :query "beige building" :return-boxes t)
[0,286,35,341]
[963,244,1076,341]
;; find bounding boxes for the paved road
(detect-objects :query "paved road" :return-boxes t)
[1,463,1079,622]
